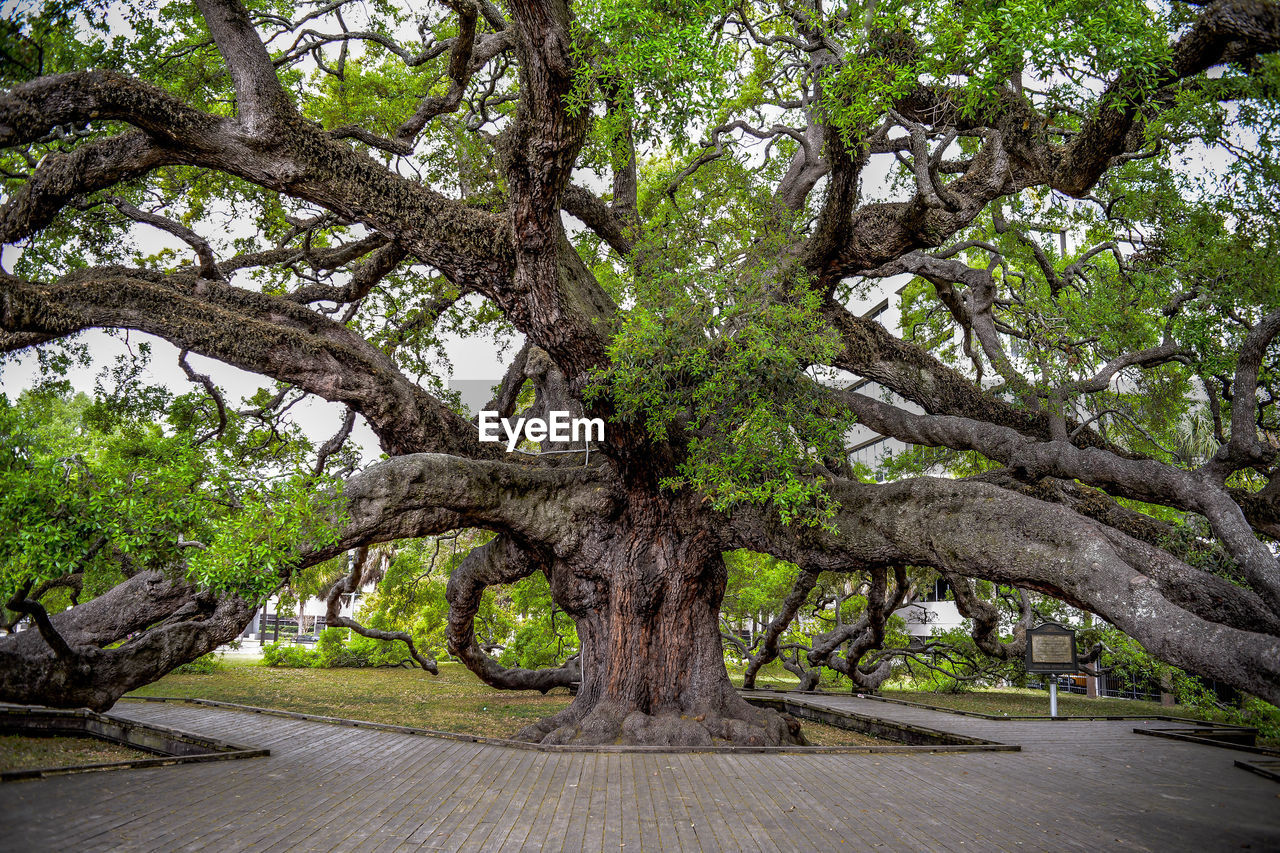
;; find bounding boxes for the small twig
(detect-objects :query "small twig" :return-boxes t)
[178,349,229,446]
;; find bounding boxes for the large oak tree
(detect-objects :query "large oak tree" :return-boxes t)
[2,0,1280,745]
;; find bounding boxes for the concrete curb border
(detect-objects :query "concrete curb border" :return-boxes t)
[1133,726,1279,757]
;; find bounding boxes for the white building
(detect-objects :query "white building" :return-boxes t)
[235,587,367,648]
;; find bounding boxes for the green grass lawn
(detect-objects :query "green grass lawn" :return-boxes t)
[127,658,1276,747]
[128,660,572,739]
[0,735,152,771]
[125,659,886,746]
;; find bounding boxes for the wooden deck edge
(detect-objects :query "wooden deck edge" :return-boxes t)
[1233,758,1280,783]
[1,705,269,782]
[1,749,270,783]
[747,688,1249,729]
[743,694,1016,752]
[1133,727,1280,758]
[119,696,1017,755]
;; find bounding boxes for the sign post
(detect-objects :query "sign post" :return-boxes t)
[1024,622,1079,718]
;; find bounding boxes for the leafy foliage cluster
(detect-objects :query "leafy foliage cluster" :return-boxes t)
[602,239,849,526]
[331,537,579,671]
[0,381,344,609]
[262,629,393,668]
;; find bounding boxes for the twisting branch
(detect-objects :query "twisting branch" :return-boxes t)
[0,571,252,710]
[806,566,915,690]
[761,474,1280,699]
[6,584,74,660]
[862,249,1025,388]
[0,133,178,247]
[992,210,1065,295]
[312,406,357,477]
[323,546,438,672]
[284,241,407,305]
[739,567,822,689]
[26,569,89,611]
[1055,340,1189,397]
[306,451,618,573]
[106,196,222,279]
[444,536,577,692]
[889,110,960,211]
[1205,309,1280,481]
[327,5,512,156]
[822,298,1116,450]
[484,341,532,418]
[177,348,229,446]
[943,573,1033,660]
[561,184,633,257]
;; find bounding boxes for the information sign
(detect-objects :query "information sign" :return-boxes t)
[1025,622,1078,674]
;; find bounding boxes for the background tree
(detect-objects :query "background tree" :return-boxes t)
[3,0,1280,745]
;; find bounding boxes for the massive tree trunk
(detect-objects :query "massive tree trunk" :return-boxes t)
[502,501,803,746]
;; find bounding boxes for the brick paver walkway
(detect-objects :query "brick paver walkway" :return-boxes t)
[1,696,1276,851]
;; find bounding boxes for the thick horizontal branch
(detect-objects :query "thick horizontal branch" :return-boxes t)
[0,132,179,247]
[0,71,228,150]
[0,71,512,290]
[317,452,619,562]
[0,571,251,710]
[731,475,1280,703]
[831,385,1280,610]
[0,266,491,457]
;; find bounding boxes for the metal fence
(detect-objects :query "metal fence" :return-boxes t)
[1027,676,1162,703]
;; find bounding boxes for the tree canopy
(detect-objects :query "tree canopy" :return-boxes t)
[2,0,1279,745]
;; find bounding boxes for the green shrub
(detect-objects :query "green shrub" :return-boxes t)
[498,619,578,669]
[315,627,375,668]
[173,652,221,674]
[262,642,318,667]
[1241,699,1280,743]
[347,633,417,667]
